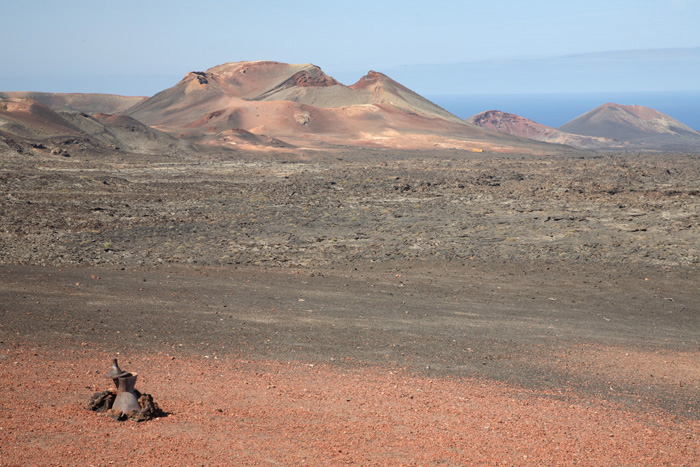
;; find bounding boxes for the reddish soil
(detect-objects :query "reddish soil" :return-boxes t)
[1,260,699,466]
[2,345,698,466]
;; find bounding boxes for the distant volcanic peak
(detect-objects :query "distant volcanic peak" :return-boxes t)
[185,71,210,85]
[605,103,671,122]
[469,110,524,125]
[206,60,331,83]
[362,70,386,81]
[199,61,343,101]
[467,110,550,134]
[589,102,675,123]
[350,70,394,90]
[250,67,342,103]
[1,96,49,113]
[258,66,340,97]
[125,60,556,152]
[179,71,215,91]
[0,97,72,126]
[349,71,413,102]
[285,67,339,88]
[0,97,93,139]
[0,92,147,115]
[571,103,697,131]
[466,109,623,149]
[172,71,219,98]
[558,102,700,146]
[207,60,291,74]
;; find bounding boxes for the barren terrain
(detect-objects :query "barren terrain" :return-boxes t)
[468,104,700,152]
[1,148,699,465]
[123,61,569,153]
[467,110,618,149]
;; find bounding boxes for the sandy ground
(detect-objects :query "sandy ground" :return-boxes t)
[1,149,699,465]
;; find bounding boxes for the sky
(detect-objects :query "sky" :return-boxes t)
[1,0,699,96]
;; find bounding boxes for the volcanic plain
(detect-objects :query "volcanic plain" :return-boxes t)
[1,144,699,465]
[2,59,700,465]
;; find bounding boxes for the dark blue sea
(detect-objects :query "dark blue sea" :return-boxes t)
[428,91,700,132]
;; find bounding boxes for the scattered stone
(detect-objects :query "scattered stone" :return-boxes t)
[87,390,115,413]
[50,147,70,157]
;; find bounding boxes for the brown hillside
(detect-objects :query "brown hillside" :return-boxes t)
[559,103,700,150]
[0,97,199,157]
[467,110,618,150]
[126,61,568,154]
[0,97,86,139]
[0,92,146,115]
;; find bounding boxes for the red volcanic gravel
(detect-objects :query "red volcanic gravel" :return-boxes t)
[1,344,698,466]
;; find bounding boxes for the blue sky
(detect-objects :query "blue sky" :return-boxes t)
[2,0,699,96]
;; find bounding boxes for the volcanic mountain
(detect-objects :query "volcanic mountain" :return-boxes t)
[0,97,87,140]
[124,61,567,153]
[0,97,196,157]
[466,110,617,150]
[0,91,145,115]
[558,103,700,150]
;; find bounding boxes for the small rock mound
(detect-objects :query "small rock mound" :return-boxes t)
[87,390,163,422]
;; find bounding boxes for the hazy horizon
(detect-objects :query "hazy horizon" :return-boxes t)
[429,90,700,132]
[3,47,700,98]
[2,1,699,97]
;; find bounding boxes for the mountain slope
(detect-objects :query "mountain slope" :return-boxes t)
[125,61,565,154]
[467,110,618,149]
[0,91,146,115]
[349,71,461,122]
[0,97,86,140]
[0,97,196,156]
[559,103,700,150]
[61,111,197,154]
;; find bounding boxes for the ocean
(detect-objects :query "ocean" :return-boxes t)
[428,91,700,132]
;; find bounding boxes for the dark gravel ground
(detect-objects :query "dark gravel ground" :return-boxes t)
[1,150,699,269]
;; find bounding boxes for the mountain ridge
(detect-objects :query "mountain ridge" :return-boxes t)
[123,60,563,153]
[0,91,146,115]
[0,96,199,157]
[466,110,617,149]
[467,103,700,151]
[7,60,697,154]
